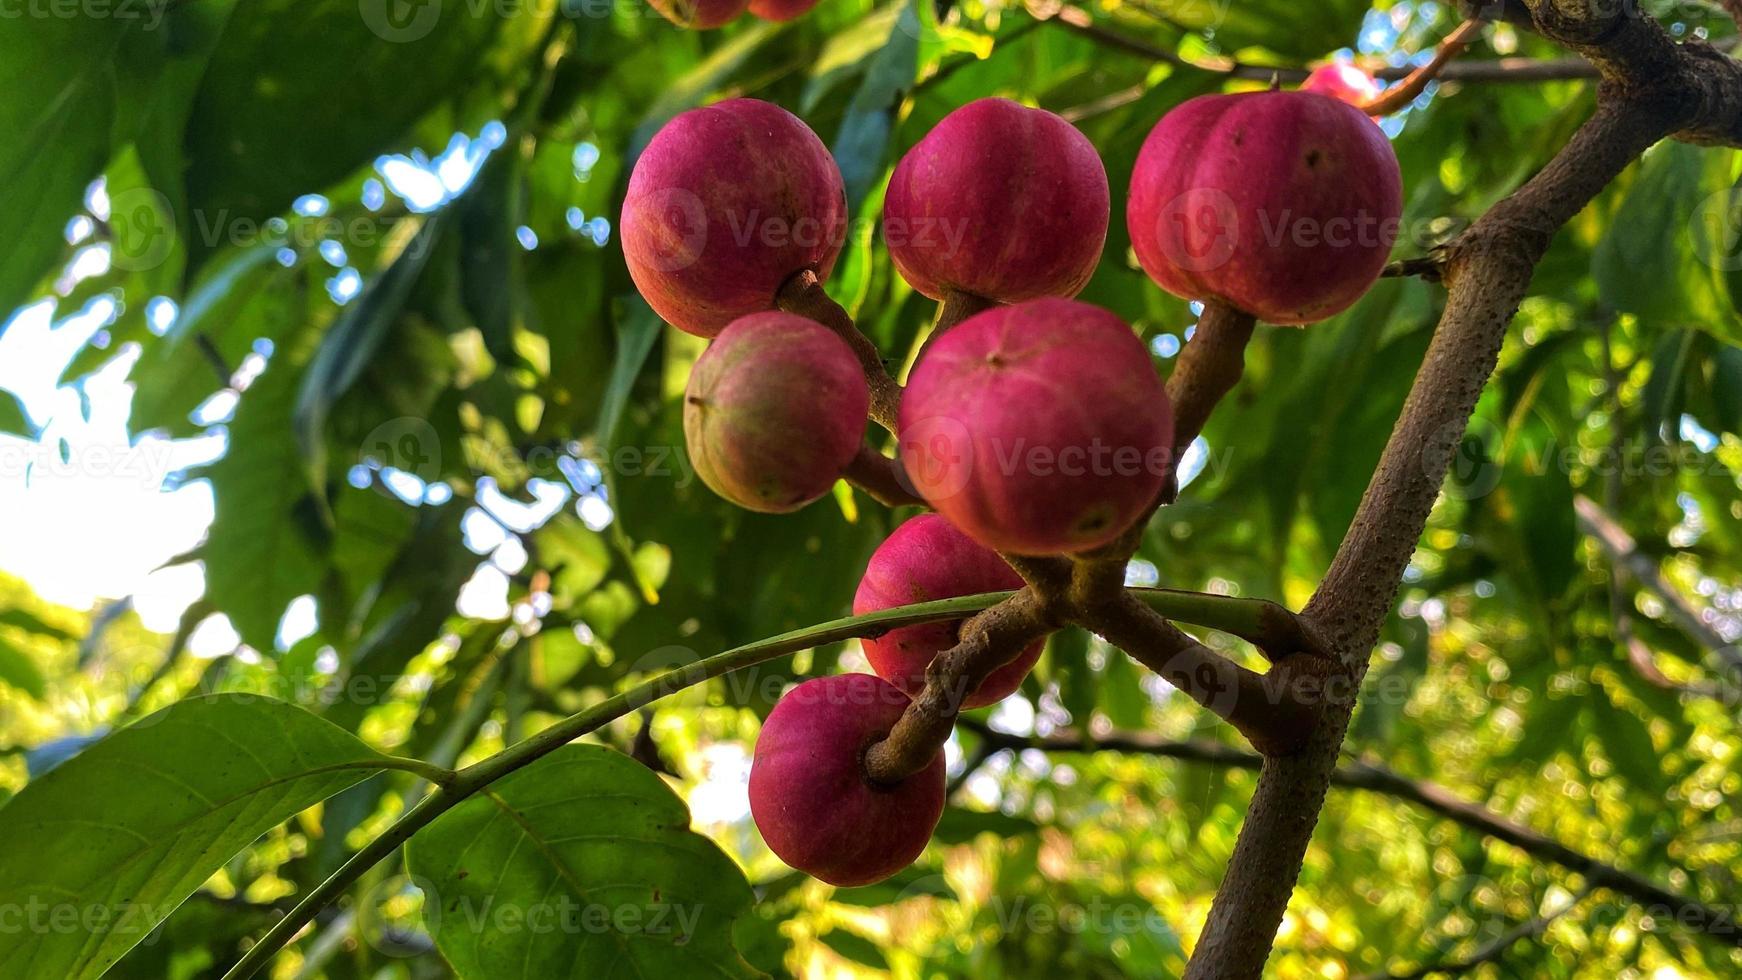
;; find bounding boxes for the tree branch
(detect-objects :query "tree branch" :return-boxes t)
[1356,883,1596,979]
[776,269,903,432]
[1574,494,1742,674]
[1186,4,1742,975]
[844,443,924,508]
[1362,17,1489,116]
[1078,591,1325,755]
[862,590,1059,783]
[1162,300,1256,501]
[963,723,1740,950]
[1040,4,1597,85]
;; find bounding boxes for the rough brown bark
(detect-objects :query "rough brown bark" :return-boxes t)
[1183,3,1742,972]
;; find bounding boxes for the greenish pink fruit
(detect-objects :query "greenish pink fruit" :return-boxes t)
[899,298,1173,555]
[749,674,946,886]
[684,311,868,513]
[883,98,1109,303]
[854,514,1044,707]
[623,99,847,336]
[1127,90,1403,325]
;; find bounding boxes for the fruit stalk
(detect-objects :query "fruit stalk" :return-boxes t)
[1162,299,1257,499]
[843,444,923,507]
[861,590,1057,784]
[917,287,997,358]
[776,269,903,431]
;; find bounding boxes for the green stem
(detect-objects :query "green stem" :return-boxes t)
[222,593,998,979]
[375,757,458,786]
[223,586,1310,978]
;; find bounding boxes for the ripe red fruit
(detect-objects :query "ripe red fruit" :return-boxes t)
[749,674,946,886]
[1127,90,1403,325]
[623,99,847,337]
[883,98,1109,304]
[646,0,750,29]
[747,0,818,20]
[684,311,868,512]
[1300,61,1384,109]
[854,515,1044,707]
[899,298,1173,555]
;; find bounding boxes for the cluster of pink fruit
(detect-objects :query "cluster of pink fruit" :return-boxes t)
[621,78,1402,884]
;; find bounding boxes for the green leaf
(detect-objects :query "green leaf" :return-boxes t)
[0,637,45,700]
[595,296,663,450]
[406,745,758,979]
[831,5,921,214]
[830,864,957,906]
[1707,343,1742,437]
[932,806,1040,844]
[629,21,786,160]
[0,608,74,642]
[295,215,448,494]
[198,326,327,651]
[0,16,130,320]
[1595,143,1737,339]
[180,0,501,264]
[818,927,891,970]
[458,152,525,364]
[1640,329,1705,443]
[127,243,286,435]
[0,389,29,437]
[1592,686,1668,796]
[0,695,390,978]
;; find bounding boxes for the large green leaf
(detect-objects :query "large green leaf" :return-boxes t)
[0,17,128,320]
[0,695,391,978]
[295,215,449,493]
[0,389,29,437]
[830,4,921,214]
[0,637,45,700]
[181,0,502,262]
[197,324,328,650]
[1595,143,1738,340]
[406,745,758,979]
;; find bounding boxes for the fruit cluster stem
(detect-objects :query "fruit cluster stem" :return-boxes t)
[1164,300,1257,494]
[862,590,1059,784]
[843,444,923,507]
[776,269,903,431]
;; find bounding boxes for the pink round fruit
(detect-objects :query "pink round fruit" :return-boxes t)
[1127,90,1403,325]
[623,99,847,337]
[749,674,946,886]
[646,0,750,29]
[684,311,869,512]
[854,514,1044,707]
[1301,61,1384,109]
[898,298,1173,555]
[883,98,1109,304]
[748,0,818,20]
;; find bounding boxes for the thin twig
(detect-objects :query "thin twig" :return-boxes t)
[1362,18,1489,116]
